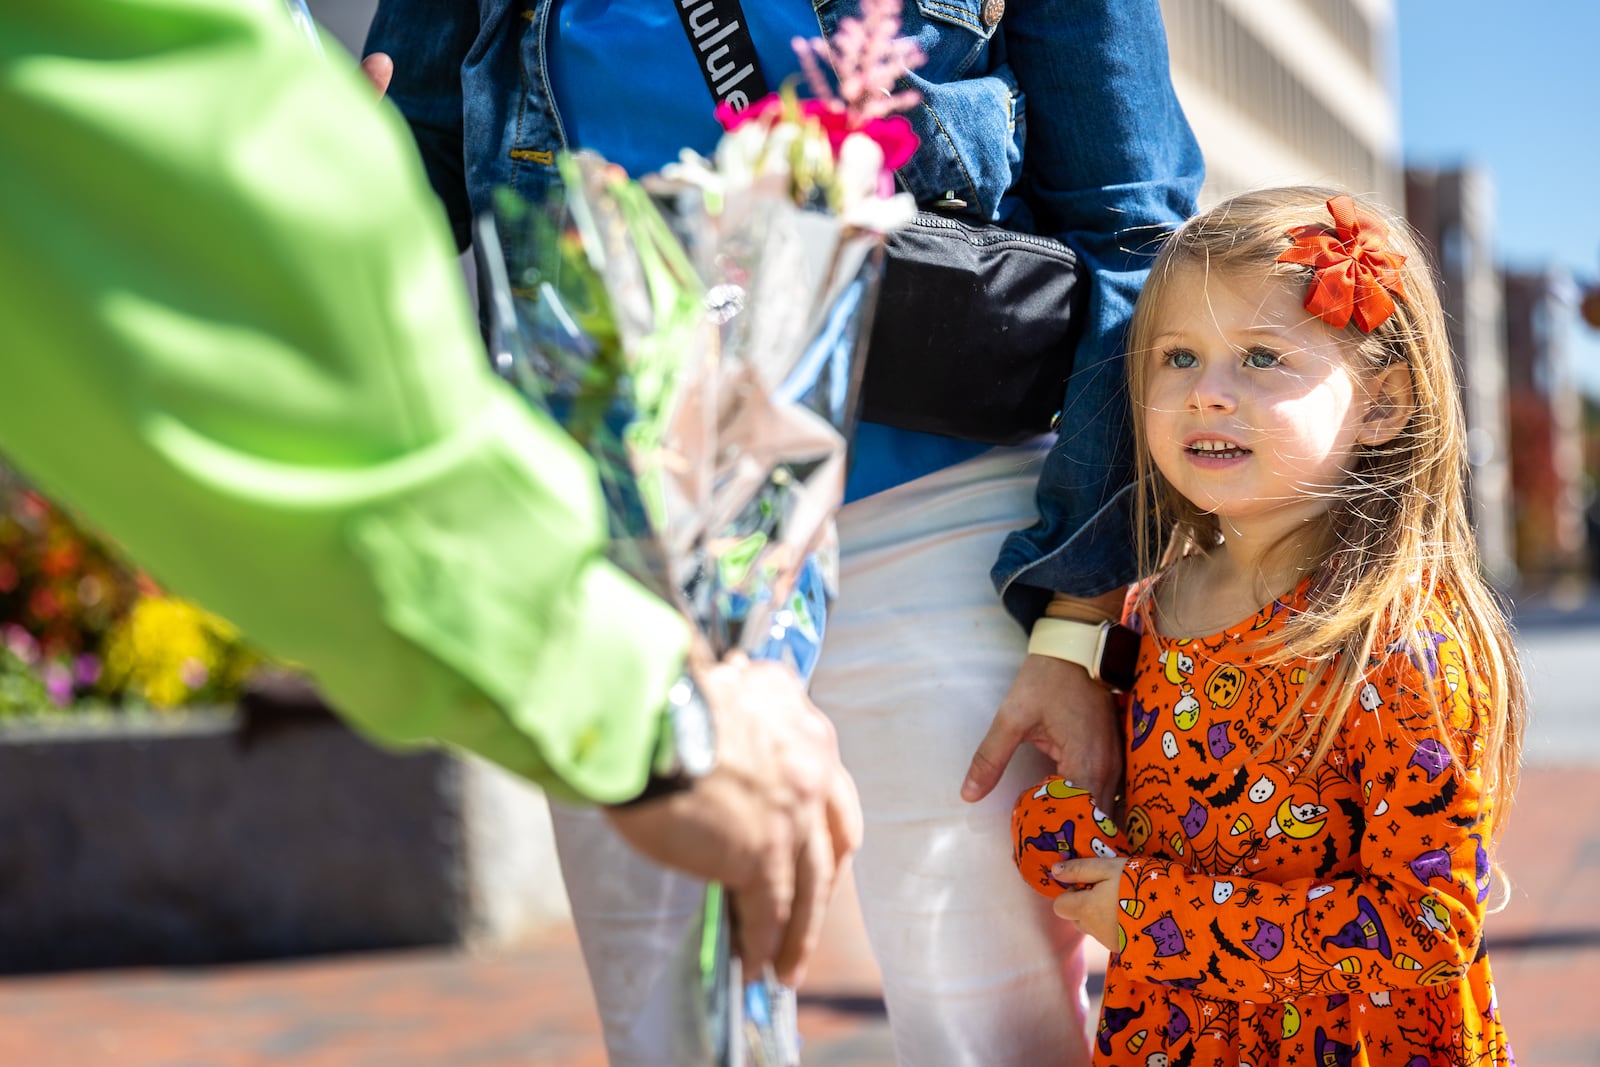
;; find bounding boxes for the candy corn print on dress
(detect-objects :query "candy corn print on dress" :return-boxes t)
[1013,581,1514,1066]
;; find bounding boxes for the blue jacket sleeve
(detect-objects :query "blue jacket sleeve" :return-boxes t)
[365,0,479,251]
[991,0,1203,624]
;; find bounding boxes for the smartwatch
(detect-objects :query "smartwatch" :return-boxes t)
[616,672,718,806]
[1027,618,1141,692]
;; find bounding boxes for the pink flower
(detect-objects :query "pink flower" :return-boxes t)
[792,0,925,123]
[43,660,73,706]
[715,96,918,172]
[714,0,922,190]
[4,624,38,665]
[857,115,918,171]
[714,94,826,133]
[180,657,209,691]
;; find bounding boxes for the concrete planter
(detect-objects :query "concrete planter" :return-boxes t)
[0,713,568,974]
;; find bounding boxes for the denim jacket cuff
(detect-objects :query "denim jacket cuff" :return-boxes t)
[991,482,1140,628]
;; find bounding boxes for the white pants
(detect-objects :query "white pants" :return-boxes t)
[551,443,1091,1066]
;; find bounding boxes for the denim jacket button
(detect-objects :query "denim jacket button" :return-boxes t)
[981,0,1005,28]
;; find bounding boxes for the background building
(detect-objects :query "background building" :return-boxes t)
[1404,168,1517,585]
[1503,267,1588,580]
[1159,0,1401,206]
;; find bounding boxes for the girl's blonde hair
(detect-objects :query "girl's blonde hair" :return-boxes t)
[1127,185,1525,845]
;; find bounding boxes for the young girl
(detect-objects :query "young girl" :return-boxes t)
[1012,187,1524,1066]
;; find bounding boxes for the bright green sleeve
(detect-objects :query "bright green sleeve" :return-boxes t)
[0,0,687,804]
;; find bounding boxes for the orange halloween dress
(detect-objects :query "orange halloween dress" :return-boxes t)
[1013,581,1514,1066]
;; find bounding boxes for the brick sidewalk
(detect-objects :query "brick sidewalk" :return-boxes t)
[1474,765,1600,1066]
[0,764,1594,1066]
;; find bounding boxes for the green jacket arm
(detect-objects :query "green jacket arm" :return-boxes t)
[0,0,686,804]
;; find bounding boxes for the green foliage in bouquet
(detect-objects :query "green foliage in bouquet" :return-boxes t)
[491,156,711,562]
[0,464,259,713]
[491,181,625,452]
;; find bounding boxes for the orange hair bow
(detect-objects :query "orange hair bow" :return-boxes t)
[1276,194,1408,332]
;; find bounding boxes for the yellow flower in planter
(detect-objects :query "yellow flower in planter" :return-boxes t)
[101,596,256,709]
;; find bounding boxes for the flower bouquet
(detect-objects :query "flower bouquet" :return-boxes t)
[475,7,924,1064]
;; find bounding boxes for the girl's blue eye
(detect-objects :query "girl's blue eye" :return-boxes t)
[1244,347,1281,369]
[1165,348,1198,369]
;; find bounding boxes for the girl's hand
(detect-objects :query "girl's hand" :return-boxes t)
[1049,857,1127,952]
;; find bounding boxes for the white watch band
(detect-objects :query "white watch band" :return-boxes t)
[1027,617,1109,680]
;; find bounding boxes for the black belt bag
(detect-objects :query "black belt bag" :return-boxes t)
[858,211,1088,445]
[670,0,1087,446]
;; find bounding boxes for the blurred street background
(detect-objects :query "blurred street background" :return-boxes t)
[3,1,1600,1064]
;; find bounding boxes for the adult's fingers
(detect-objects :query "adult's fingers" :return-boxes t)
[731,834,792,982]
[961,711,1024,802]
[360,52,393,97]
[773,814,835,988]
[825,766,863,861]
[1046,679,1124,809]
[1056,746,1118,814]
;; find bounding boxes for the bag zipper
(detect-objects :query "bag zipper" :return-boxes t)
[909,212,1078,261]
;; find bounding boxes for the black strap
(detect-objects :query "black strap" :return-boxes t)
[672,0,770,112]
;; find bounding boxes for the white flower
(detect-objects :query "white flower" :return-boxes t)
[841,190,916,232]
[713,121,782,193]
[659,149,723,195]
[834,131,884,207]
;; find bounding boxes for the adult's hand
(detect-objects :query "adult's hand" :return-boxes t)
[960,653,1123,809]
[605,656,862,989]
[361,51,393,97]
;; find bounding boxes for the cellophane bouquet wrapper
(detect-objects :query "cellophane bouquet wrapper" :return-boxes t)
[478,119,913,1065]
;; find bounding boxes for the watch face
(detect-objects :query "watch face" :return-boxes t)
[669,679,718,779]
[1100,624,1142,692]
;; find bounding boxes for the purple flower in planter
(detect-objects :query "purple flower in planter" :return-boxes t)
[73,653,101,688]
[43,660,74,706]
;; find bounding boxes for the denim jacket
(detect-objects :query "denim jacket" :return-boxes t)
[366,0,1203,626]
